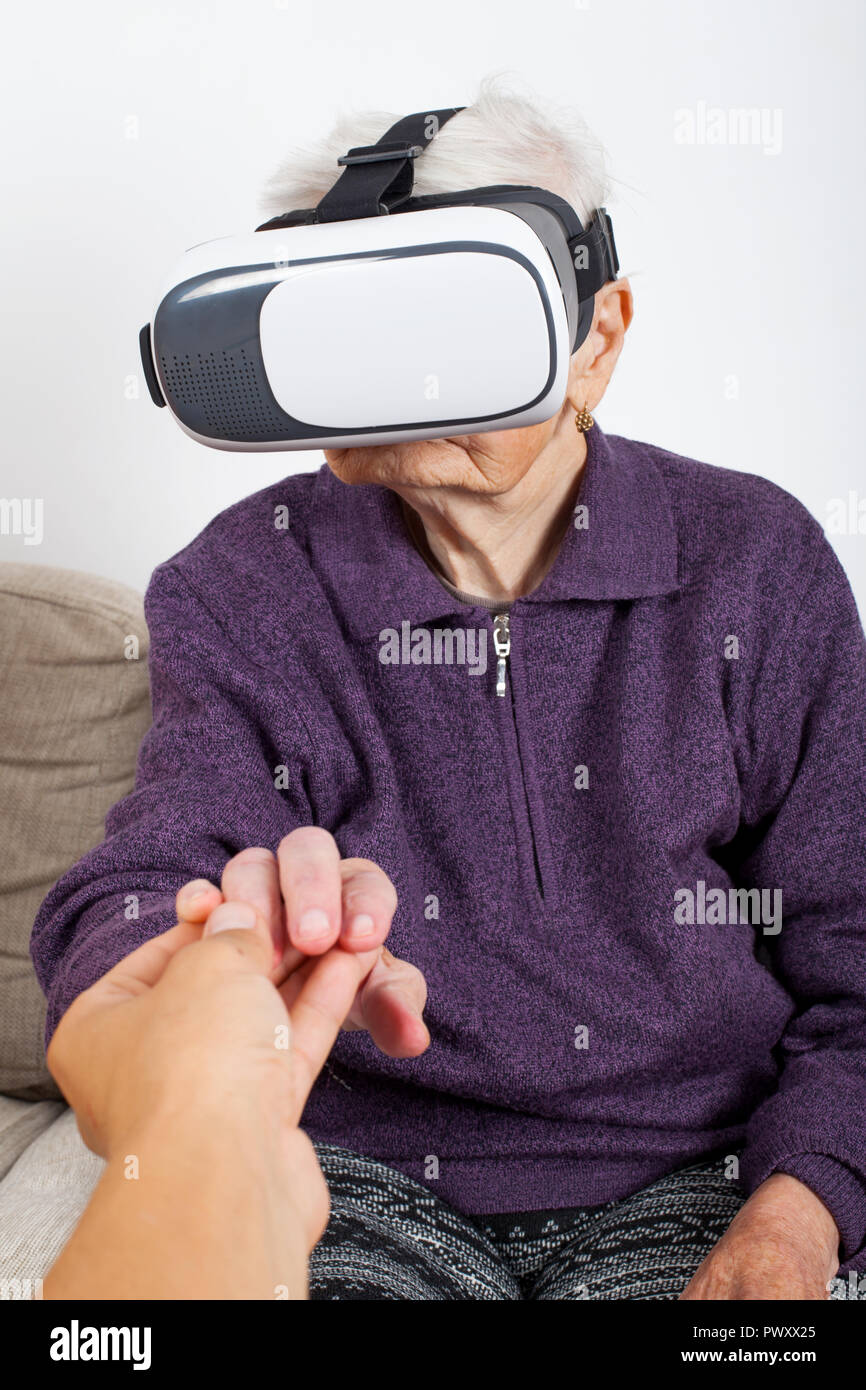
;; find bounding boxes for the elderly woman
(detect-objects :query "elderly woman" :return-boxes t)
[32,81,866,1301]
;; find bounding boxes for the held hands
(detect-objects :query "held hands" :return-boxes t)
[680,1173,840,1300]
[177,827,430,1061]
[46,829,429,1254]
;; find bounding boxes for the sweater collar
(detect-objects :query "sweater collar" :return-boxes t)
[310,424,681,640]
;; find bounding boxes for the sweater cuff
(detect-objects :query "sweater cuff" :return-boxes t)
[772,1153,866,1264]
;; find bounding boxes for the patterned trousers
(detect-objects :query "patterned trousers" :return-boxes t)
[309,1147,746,1301]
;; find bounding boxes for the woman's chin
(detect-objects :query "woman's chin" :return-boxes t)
[324,438,479,490]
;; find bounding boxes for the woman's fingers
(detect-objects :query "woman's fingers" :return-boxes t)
[278,828,343,955]
[220,847,285,968]
[348,949,430,1059]
[339,858,399,949]
[179,838,402,985]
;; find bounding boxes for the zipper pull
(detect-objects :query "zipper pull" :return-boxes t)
[492,612,511,697]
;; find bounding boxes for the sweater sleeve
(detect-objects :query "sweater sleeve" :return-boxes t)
[30,561,313,1042]
[774,1153,866,1268]
[734,522,866,1272]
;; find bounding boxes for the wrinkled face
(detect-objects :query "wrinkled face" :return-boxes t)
[324,411,565,495]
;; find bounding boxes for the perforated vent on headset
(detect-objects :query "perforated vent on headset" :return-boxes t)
[158,346,287,442]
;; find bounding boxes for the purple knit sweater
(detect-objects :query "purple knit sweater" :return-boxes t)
[30,426,866,1272]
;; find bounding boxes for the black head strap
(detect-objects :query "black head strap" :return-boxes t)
[314,107,465,223]
[567,206,619,302]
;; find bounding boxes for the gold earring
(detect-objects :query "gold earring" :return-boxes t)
[574,404,594,433]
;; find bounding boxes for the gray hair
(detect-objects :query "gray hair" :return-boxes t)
[259,75,610,227]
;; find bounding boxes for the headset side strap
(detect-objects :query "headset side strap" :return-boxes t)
[567,206,619,301]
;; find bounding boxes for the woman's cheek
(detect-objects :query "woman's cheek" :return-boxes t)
[467,421,558,479]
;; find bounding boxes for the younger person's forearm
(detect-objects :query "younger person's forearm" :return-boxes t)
[43,1122,307,1301]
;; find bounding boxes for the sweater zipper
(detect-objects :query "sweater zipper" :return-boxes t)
[491,609,547,903]
[493,613,510,697]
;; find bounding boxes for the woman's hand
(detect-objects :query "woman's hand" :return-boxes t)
[680,1174,840,1300]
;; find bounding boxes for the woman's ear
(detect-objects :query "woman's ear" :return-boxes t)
[566,278,633,413]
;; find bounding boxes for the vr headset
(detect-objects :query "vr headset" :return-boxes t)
[139,106,618,451]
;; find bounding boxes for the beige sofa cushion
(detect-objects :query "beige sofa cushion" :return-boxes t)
[0,1103,103,1294]
[0,1094,66,1184]
[0,564,150,1099]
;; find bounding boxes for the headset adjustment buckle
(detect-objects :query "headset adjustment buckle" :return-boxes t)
[337,141,424,166]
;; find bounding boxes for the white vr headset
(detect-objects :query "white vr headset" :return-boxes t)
[140,106,619,451]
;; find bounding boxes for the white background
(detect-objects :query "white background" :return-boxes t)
[1,0,864,608]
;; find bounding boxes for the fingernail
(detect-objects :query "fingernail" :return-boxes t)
[297,908,331,941]
[348,913,376,939]
[206,902,257,934]
[182,883,210,904]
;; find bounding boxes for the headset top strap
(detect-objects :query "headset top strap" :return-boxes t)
[314,107,465,223]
